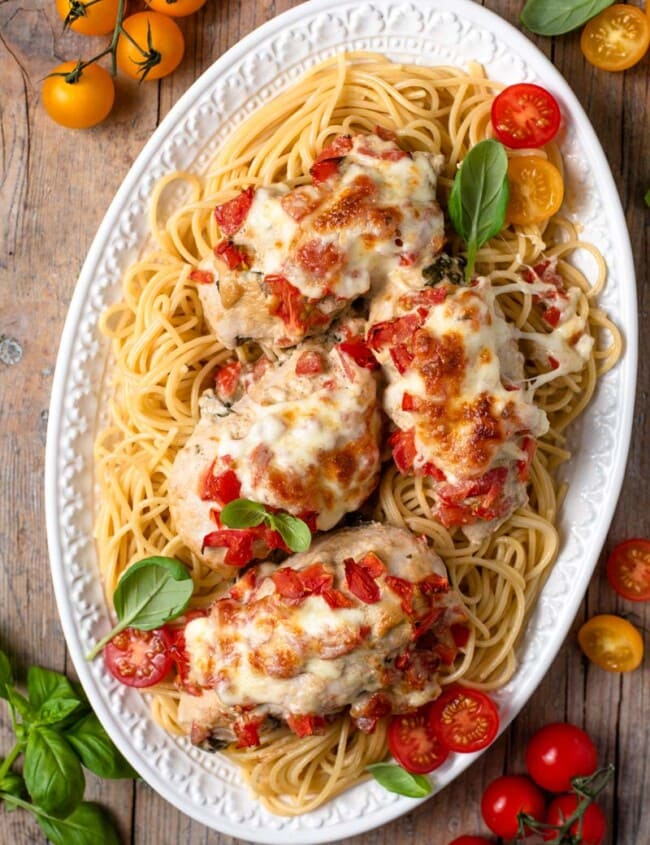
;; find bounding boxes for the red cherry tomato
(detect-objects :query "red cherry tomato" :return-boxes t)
[606,538,650,601]
[448,838,495,845]
[525,722,598,792]
[387,704,450,774]
[542,794,607,845]
[429,686,499,753]
[481,775,546,839]
[104,627,173,687]
[491,83,561,149]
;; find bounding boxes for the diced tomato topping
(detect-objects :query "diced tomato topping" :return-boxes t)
[200,465,241,505]
[322,588,355,609]
[543,305,562,327]
[368,313,419,352]
[214,187,254,236]
[385,575,415,615]
[419,573,449,594]
[281,187,322,221]
[401,393,417,412]
[202,529,255,567]
[298,511,319,533]
[356,552,386,578]
[272,567,306,601]
[233,715,264,748]
[286,713,327,738]
[228,567,257,601]
[389,428,417,475]
[296,239,343,277]
[432,642,458,664]
[337,339,379,370]
[313,135,353,164]
[214,239,248,270]
[422,461,446,482]
[168,627,202,696]
[412,607,444,640]
[451,623,470,648]
[344,558,381,604]
[214,360,242,401]
[299,563,333,594]
[517,436,537,482]
[390,343,414,374]
[310,158,341,184]
[354,691,393,733]
[402,287,448,307]
[189,269,214,285]
[398,252,417,267]
[295,349,324,376]
[265,274,329,335]
[549,355,560,370]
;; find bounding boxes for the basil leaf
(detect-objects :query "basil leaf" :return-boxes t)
[366,763,432,798]
[448,139,509,281]
[219,498,268,528]
[27,667,83,726]
[0,649,13,700]
[66,712,137,779]
[6,687,33,723]
[38,698,84,725]
[0,771,25,800]
[87,556,193,659]
[267,513,312,553]
[521,0,613,35]
[24,726,85,817]
[36,801,120,845]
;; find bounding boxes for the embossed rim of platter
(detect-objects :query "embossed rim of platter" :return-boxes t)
[45,0,637,841]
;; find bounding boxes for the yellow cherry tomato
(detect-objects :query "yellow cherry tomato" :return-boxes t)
[145,0,208,17]
[116,12,185,81]
[581,4,650,72]
[55,0,122,35]
[578,614,644,673]
[42,61,115,129]
[506,156,564,226]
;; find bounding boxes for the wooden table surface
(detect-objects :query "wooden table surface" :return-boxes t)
[1,1,648,843]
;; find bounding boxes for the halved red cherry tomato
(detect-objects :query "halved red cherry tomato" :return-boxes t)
[525,722,598,792]
[481,775,546,839]
[542,794,607,844]
[429,686,499,753]
[104,627,173,688]
[606,538,650,601]
[578,614,644,672]
[491,83,561,149]
[388,704,449,774]
[581,5,650,72]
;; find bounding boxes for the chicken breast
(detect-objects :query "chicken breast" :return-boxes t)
[177,523,467,746]
[168,337,382,578]
[196,130,445,348]
[367,266,549,543]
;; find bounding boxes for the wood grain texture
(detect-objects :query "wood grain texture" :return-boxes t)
[0,0,648,842]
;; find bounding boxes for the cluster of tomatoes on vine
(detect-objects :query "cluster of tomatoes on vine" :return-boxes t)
[43,0,207,129]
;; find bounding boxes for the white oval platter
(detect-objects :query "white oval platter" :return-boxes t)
[45,0,637,841]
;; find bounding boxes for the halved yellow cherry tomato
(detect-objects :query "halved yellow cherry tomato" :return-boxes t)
[146,0,208,16]
[116,12,185,81]
[581,4,650,72]
[506,156,564,226]
[55,0,121,35]
[578,614,644,672]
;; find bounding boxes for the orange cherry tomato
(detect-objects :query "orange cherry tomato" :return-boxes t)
[581,4,650,72]
[578,614,644,672]
[42,61,115,129]
[506,156,564,226]
[146,0,208,16]
[606,539,650,602]
[116,12,185,81]
[55,0,121,35]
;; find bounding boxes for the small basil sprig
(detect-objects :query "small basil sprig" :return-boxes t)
[521,0,613,35]
[86,556,194,660]
[366,762,432,798]
[220,498,312,553]
[0,648,133,843]
[448,139,509,281]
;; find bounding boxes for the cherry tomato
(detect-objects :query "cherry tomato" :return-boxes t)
[146,0,208,16]
[116,12,184,81]
[42,61,115,129]
[525,722,598,792]
[429,686,499,753]
[606,538,650,601]
[481,775,546,840]
[581,5,650,72]
[387,704,450,774]
[506,156,564,226]
[578,614,644,672]
[491,83,561,149]
[104,626,173,687]
[55,0,121,35]
[448,837,494,845]
[542,794,607,845]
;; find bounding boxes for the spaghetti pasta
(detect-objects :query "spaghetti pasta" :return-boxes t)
[94,53,621,814]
